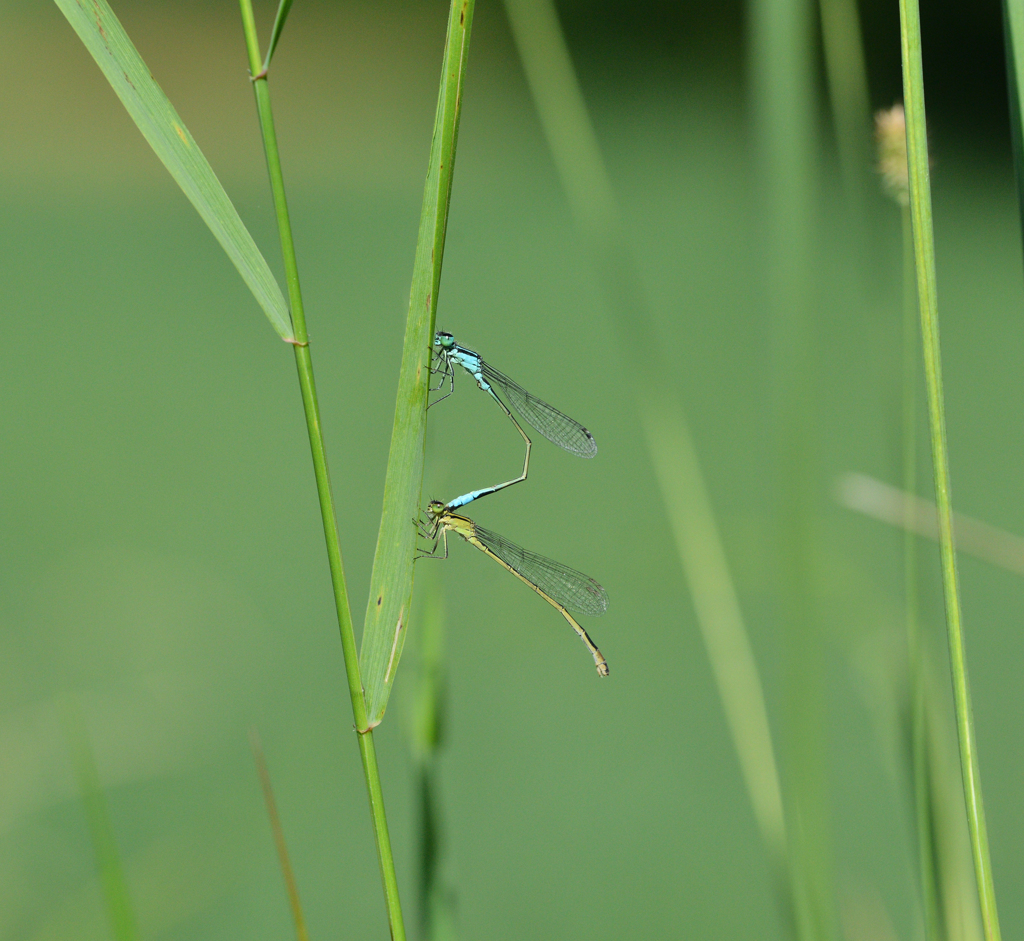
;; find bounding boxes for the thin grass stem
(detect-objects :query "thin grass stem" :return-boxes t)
[641,402,788,878]
[250,728,310,941]
[261,0,296,75]
[819,0,872,229]
[839,471,1024,575]
[925,662,986,941]
[237,4,405,937]
[898,2,1002,936]
[750,0,835,934]
[62,698,140,941]
[412,589,457,941]
[1001,0,1024,258]
[902,203,942,941]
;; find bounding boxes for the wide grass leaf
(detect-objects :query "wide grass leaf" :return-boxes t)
[54,0,292,340]
[359,0,475,726]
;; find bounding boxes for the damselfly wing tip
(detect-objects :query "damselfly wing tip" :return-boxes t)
[580,429,598,458]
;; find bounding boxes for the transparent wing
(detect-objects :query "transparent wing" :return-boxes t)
[473,524,608,616]
[479,360,597,457]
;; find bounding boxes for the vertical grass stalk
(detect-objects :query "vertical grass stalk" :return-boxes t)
[925,661,986,941]
[818,0,872,230]
[412,589,457,941]
[1001,0,1024,255]
[250,728,310,941]
[902,202,942,940]
[876,103,941,932]
[641,402,790,898]
[898,2,1003,936]
[237,4,405,937]
[750,0,833,934]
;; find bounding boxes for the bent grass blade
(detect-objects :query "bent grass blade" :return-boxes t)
[54,0,292,340]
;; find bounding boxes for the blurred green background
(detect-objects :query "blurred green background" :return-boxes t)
[3,0,1024,938]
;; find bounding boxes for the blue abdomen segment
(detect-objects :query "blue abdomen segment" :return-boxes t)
[446,488,491,510]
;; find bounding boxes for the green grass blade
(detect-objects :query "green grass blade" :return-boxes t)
[925,656,985,941]
[261,0,296,75]
[53,0,292,340]
[1002,0,1024,254]
[249,729,310,941]
[360,0,475,725]
[903,200,944,941]
[819,0,872,219]
[875,104,942,941]
[899,0,1003,936]
[641,400,789,885]
[411,589,458,941]
[840,472,1024,575]
[236,5,405,935]
[749,0,836,934]
[62,697,141,941]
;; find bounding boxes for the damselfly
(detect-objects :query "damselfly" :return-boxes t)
[418,500,609,676]
[431,331,597,511]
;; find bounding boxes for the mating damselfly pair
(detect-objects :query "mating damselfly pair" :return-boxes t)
[418,331,609,676]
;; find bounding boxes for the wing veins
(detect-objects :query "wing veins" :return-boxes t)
[473,524,608,616]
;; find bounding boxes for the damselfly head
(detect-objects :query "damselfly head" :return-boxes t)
[434,331,456,350]
[426,500,446,519]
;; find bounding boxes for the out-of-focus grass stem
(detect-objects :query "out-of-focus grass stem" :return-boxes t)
[503,0,791,926]
[62,698,140,941]
[750,0,832,934]
[412,590,457,941]
[901,199,942,941]
[819,0,871,228]
[1001,0,1024,256]
[237,4,406,938]
[905,205,941,941]
[840,472,1024,575]
[250,729,310,941]
[877,101,941,936]
[642,403,787,875]
[898,1,1003,936]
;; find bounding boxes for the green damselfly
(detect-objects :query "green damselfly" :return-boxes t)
[418,500,609,676]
